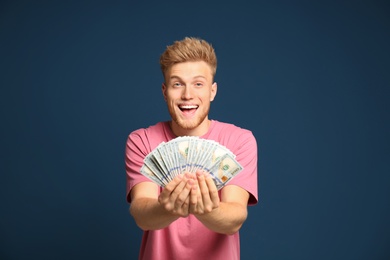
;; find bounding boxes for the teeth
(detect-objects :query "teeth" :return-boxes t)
[179,105,198,109]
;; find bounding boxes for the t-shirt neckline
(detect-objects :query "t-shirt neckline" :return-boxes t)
[163,120,216,139]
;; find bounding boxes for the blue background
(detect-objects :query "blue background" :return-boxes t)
[1,1,389,259]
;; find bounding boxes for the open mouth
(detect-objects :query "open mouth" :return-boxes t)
[179,104,198,116]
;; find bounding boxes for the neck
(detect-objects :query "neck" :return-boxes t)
[169,119,211,137]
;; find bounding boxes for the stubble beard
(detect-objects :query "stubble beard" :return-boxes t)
[169,105,210,131]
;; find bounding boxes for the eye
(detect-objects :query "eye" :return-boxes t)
[173,82,182,88]
[195,82,203,88]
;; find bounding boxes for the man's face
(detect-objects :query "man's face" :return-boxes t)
[162,61,217,136]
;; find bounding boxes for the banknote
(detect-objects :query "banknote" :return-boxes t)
[208,153,243,190]
[140,136,243,190]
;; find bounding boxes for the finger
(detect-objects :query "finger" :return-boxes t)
[160,174,184,199]
[197,170,213,213]
[170,178,187,202]
[174,178,193,212]
[189,181,198,213]
[181,196,190,217]
[184,172,196,181]
[204,173,220,209]
[159,175,186,211]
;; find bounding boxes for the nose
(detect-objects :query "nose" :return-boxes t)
[182,86,193,100]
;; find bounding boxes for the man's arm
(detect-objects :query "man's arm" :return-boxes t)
[129,174,194,230]
[190,172,249,235]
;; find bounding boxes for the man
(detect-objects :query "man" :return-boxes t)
[125,37,258,260]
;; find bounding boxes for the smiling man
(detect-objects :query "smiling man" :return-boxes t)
[163,60,217,136]
[125,37,258,260]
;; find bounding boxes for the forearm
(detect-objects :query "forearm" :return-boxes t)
[130,197,179,230]
[195,201,248,235]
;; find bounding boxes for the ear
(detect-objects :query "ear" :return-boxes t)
[210,82,217,101]
[162,83,167,101]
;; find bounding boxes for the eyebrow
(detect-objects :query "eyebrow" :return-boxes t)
[169,75,207,80]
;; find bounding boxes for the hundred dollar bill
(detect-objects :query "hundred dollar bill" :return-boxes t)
[140,136,243,189]
[143,154,169,185]
[208,153,243,190]
[172,136,191,173]
[140,164,165,187]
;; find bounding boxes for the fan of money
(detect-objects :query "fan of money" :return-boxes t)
[141,136,243,190]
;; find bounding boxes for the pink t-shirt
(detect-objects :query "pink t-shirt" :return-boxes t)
[125,120,258,260]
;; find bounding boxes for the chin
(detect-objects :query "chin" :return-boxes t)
[169,107,209,133]
[172,115,207,132]
[176,119,200,130]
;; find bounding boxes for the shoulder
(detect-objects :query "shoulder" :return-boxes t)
[127,122,169,152]
[128,122,166,139]
[213,120,252,133]
[211,120,256,143]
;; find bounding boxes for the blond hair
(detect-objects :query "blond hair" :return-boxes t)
[160,37,217,80]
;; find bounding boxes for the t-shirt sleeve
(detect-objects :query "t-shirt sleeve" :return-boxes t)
[125,130,153,203]
[226,130,258,205]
